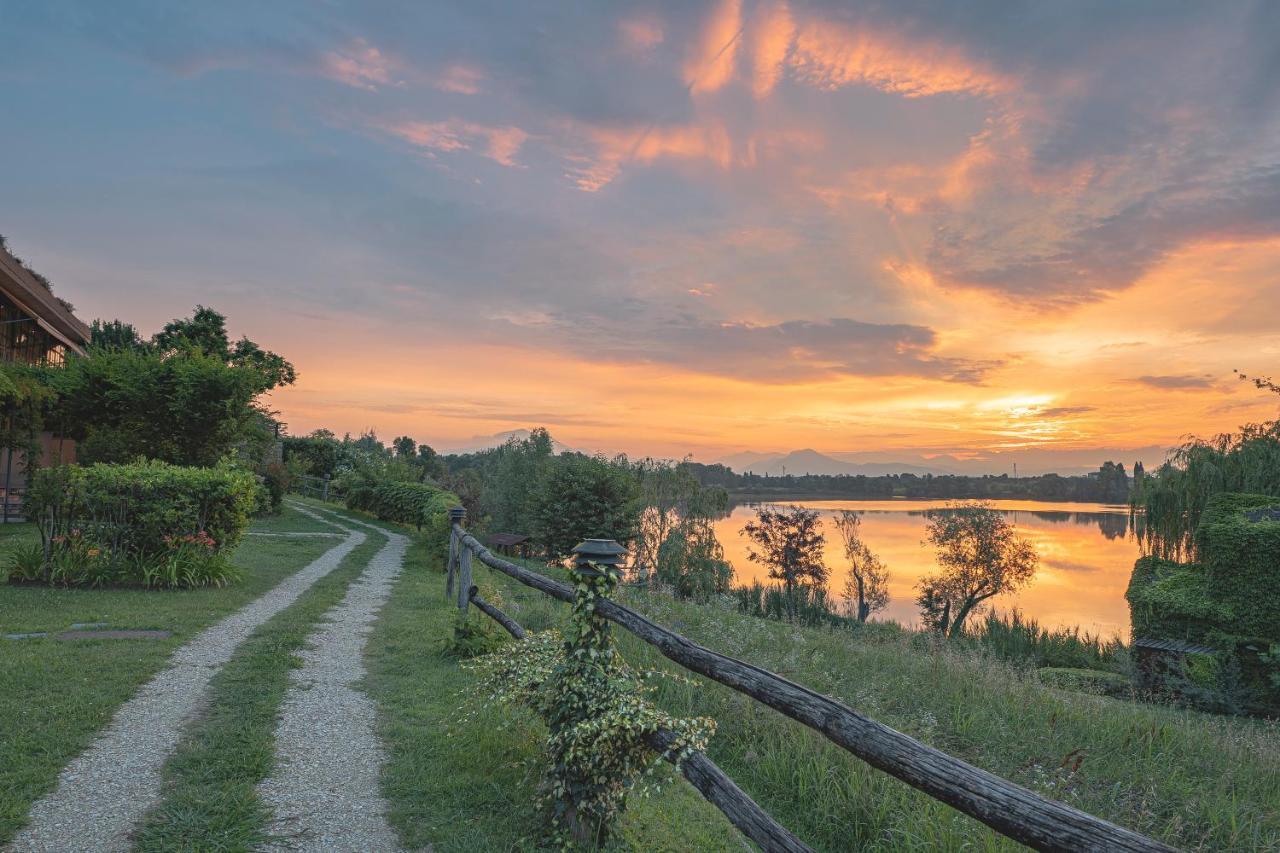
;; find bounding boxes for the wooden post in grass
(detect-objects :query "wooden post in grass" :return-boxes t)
[446,507,465,602]
[457,549,473,614]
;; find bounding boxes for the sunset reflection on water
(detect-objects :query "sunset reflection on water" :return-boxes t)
[713,500,1139,637]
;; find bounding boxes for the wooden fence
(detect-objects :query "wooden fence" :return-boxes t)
[446,516,1175,853]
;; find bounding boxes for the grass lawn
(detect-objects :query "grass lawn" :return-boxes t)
[402,533,1280,852]
[0,505,342,845]
[134,513,384,851]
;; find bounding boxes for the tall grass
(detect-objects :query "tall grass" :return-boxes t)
[966,610,1130,674]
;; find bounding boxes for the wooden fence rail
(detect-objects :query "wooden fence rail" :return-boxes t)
[449,523,1175,853]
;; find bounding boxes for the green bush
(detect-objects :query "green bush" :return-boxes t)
[15,460,261,588]
[971,611,1129,673]
[1126,557,1235,642]
[1127,493,1280,714]
[261,462,291,512]
[1038,667,1132,698]
[1195,493,1280,639]
[344,480,460,562]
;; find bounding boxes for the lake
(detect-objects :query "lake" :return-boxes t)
[713,499,1139,637]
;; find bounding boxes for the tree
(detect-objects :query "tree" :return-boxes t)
[917,501,1038,637]
[655,517,732,600]
[51,307,295,466]
[832,510,890,622]
[740,505,827,599]
[392,435,417,459]
[89,319,146,352]
[528,453,640,560]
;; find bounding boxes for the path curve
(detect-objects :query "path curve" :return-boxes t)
[257,508,406,852]
[7,512,363,853]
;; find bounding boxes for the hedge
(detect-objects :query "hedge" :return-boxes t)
[1127,492,1280,713]
[345,480,460,563]
[1125,557,1234,642]
[15,461,262,587]
[26,461,261,555]
[1195,492,1280,639]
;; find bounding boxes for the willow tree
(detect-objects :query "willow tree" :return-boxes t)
[1134,372,1280,559]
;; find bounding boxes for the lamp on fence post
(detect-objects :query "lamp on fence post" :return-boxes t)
[568,538,627,644]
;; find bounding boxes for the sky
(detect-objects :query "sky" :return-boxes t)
[2,1,1279,472]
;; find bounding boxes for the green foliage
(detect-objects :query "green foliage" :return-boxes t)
[344,479,460,562]
[918,501,1039,638]
[0,362,54,456]
[48,306,294,467]
[1127,494,1280,714]
[1125,557,1232,642]
[16,461,260,588]
[833,509,890,622]
[732,581,851,628]
[444,610,508,659]
[972,611,1129,673]
[462,561,714,847]
[1037,667,1132,698]
[740,504,827,599]
[529,453,640,560]
[655,519,732,600]
[1195,493,1280,639]
[1133,421,1280,559]
[261,462,290,512]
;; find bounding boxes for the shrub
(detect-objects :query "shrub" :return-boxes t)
[261,462,291,512]
[972,611,1129,673]
[1038,667,1132,698]
[16,460,261,588]
[344,480,460,562]
[732,581,851,628]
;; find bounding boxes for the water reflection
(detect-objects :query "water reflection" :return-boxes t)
[712,500,1138,636]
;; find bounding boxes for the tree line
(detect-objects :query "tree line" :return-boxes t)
[684,460,1135,503]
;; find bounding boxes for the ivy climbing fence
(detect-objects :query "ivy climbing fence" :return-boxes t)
[445,510,1174,853]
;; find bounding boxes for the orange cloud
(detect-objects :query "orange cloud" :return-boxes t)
[789,20,1009,98]
[381,119,528,166]
[569,122,734,190]
[749,1,795,98]
[684,0,743,94]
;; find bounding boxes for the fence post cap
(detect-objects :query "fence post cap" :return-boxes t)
[448,506,466,522]
[571,538,627,568]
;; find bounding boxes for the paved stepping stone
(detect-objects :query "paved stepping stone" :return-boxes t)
[55,629,172,640]
[4,632,48,640]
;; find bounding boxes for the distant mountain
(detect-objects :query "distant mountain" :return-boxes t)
[447,428,576,455]
[712,446,1168,477]
[716,449,940,477]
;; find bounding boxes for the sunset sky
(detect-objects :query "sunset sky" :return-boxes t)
[3,1,1278,470]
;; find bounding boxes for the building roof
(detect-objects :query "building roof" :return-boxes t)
[484,533,529,547]
[0,246,91,356]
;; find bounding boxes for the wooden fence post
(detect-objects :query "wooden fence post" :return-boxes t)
[446,506,465,602]
[457,548,473,614]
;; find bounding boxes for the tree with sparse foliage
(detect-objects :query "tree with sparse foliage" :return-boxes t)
[832,510,890,622]
[740,505,827,599]
[918,501,1038,637]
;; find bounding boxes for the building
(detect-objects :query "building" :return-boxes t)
[0,241,91,518]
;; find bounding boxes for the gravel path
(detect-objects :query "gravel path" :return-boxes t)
[6,520,365,853]
[258,510,406,852]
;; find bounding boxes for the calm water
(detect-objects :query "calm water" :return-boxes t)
[713,500,1139,636]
